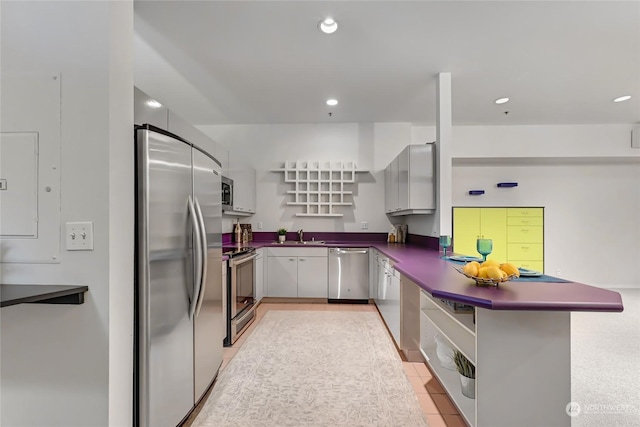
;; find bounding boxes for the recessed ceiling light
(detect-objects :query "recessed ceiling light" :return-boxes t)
[326,99,338,106]
[319,17,338,34]
[495,97,510,105]
[613,95,631,103]
[146,99,162,108]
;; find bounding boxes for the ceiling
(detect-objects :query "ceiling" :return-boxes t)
[134,1,640,126]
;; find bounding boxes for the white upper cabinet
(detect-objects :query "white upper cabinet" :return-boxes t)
[385,144,435,216]
[385,157,399,214]
[226,149,256,216]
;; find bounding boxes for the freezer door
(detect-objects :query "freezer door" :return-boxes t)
[192,147,223,402]
[136,128,195,427]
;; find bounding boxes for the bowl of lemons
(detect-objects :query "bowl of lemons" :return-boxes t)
[455,260,520,287]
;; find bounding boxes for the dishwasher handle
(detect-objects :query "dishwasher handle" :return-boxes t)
[330,248,369,255]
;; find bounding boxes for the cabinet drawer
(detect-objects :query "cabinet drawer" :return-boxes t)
[507,207,543,218]
[507,226,543,243]
[267,247,327,257]
[508,260,544,272]
[507,216,544,226]
[507,243,543,260]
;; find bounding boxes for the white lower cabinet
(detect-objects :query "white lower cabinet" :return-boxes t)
[418,286,571,427]
[373,252,401,346]
[297,256,328,297]
[255,249,264,302]
[267,256,298,297]
[266,247,328,298]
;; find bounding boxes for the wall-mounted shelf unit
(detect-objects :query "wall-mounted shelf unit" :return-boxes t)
[273,161,366,217]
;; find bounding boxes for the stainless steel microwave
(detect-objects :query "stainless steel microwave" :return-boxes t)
[221,176,233,211]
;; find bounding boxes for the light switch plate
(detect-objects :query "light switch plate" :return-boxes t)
[66,222,94,251]
[361,221,368,230]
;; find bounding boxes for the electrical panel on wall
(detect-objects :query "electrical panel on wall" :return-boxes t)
[273,160,366,217]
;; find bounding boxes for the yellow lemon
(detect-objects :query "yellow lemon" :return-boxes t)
[499,262,520,277]
[481,259,500,269]
[463,262,479,277]
[500,269,508,278]
[468,261,481,270]
[486,266,503,280]
[477,267,490,278]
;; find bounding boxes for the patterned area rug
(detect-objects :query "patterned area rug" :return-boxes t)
[193,310,428,426]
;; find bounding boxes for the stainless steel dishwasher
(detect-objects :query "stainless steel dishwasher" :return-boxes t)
[328,247,370,303]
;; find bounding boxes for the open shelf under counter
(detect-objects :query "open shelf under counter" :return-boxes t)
[420,346,476,427]
[420,291,475,364]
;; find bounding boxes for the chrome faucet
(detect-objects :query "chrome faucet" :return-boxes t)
[298,229,304,242]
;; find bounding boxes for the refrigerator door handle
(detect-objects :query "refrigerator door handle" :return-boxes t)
[188,195,203,319]
[194,197,208,317]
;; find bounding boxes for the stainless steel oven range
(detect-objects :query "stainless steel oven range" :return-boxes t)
[223,246,256,346]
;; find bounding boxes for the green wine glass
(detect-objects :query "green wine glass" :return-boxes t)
[439,235,452,258]
[476,238,493,262]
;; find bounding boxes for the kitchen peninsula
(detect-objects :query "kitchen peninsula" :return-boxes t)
[241,236,623,427]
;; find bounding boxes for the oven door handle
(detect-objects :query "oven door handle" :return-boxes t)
[232,303,256,325]
[230,253,257,267]
[194,197,208,317]
[188,196,202,319]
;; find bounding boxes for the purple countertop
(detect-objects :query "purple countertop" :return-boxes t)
[231,239,624,312]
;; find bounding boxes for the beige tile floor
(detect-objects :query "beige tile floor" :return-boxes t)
[218,302,468,427]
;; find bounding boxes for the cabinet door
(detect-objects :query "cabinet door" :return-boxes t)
[297,256,328,298]
[255,252,264,302]
[507,225,543,243]
[232,167,256,214]
[407,144,435,210]
[266,256,297,297]
[453,208,480,257]
[480,208,507,262]
[390,157,399,212]
[398,147,409,211]
[384,164,395,213]
[507,243,544,261]
[386,270,401,345]
[375,256,388,304]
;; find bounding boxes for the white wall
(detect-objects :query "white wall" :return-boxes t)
[0,2,133,426]
[199,123,416,234]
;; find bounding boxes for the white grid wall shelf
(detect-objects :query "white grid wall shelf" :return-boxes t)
[273,161,365,217]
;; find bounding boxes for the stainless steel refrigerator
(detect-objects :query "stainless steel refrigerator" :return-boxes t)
[135,124,223,427]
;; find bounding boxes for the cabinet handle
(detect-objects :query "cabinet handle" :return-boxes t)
[521,246,529,250]
[289,258,296,261]
[299,258,305,261]
[521,229,528,232]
